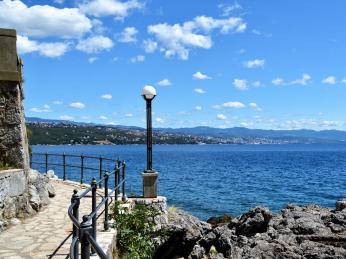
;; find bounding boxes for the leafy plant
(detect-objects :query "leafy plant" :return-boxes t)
[112,202,167,259]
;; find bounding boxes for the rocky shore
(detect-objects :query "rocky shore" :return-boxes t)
[155,201,346,259]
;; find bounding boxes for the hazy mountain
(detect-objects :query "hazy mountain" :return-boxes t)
[26,117,346,143]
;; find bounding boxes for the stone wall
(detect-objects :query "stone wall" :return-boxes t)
[0,28,31,231]
[0,28,29,170]
[0,169,32,230]
[0,81,29,169]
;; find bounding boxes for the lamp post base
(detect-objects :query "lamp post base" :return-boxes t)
[142,170,158,198]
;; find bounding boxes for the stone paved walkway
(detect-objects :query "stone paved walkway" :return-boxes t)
[0,180,109,259]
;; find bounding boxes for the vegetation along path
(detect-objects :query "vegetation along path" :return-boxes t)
[0,180,108,259]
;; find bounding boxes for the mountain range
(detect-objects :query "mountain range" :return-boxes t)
[26,117,346,144]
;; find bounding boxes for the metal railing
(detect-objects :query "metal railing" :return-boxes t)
[30,152,120,188]
[30,153,127,259]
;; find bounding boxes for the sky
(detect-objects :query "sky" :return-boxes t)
[1,0,346,130]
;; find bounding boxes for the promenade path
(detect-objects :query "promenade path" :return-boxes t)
[0,180,112,259]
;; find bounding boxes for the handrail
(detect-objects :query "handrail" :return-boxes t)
[30,152,121,186]
[30,153,127,259]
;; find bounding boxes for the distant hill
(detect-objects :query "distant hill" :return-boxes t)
[26,117,346,145]
[156,126,346,142]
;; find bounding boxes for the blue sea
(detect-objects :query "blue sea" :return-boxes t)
[31,144,346,220]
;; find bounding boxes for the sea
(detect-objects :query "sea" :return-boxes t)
[31,144,346,220]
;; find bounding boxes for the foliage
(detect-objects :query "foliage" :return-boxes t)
[112,202,167,259]
[26,123,211,145]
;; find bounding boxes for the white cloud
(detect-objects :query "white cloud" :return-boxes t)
[54,0,65,4]
[30,104,52,113]
[195,106,202,111]
[0,0,92,38]
[216,114,227,120]
[291,73,311,85]
[79,0,143,19]
[243,59,265,69]
[240,122,253,127]
[322,76,337,85]
[17,35,69,58]
[272,77,284,86]
[155,117,164,123]
[223,101,245,108]
[233,79,248,91]
[193,71,211,80]
[88,57,98,63]
[218,3,242,17]
[194,88,206,94]
[252,29,272,38]
[53,100,63,105]
[341,78,346,84]
[320,120,340,127]
[76,36,114,53]
[101,94,112,100]
[157,79,171,86]
[118,27,138,43]
[130,55,145,63]
[147,15,246,59]
[143,39,158,53]
[252,81,261,87]
[60,115,74,120]
[99,115,108,120]
[70,102,86,109]
[125,113,133,117]
[249,102,262,111]
[212,105,221,109]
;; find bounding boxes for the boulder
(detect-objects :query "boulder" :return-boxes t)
[158,201,346,259]
[336,200,346,212]
[235,207,272,236]
[207,214,233,227]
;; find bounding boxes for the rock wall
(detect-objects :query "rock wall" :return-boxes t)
[0,28,39,232]
[155,202,346,259]
[0,81,29,169]
[0,169,32,230]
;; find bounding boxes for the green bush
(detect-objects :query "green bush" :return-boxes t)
[112,202,167,259]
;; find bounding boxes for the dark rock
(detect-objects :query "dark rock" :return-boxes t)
[190,244,206,259]
[207,214,233,227]
[153,208,211,259]
[158,201,346,259]
[235,207,272,236]
[336,200,346,212]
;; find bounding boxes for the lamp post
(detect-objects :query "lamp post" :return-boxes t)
[141,85,158,198]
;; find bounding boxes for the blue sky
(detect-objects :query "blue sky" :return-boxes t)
[1,0,346,130]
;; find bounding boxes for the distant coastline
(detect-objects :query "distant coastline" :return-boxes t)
[27,118,346,145]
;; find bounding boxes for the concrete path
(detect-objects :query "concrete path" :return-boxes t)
[0,180,111,259]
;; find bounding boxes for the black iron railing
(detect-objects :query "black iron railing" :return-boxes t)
[30,153,120,188]
[30,153,127,259]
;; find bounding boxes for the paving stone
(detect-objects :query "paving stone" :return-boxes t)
[0,181,108,258]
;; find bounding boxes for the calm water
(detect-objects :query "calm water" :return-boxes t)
[32,144,346,220]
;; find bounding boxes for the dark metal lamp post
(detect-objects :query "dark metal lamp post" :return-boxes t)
[141,85,158,198]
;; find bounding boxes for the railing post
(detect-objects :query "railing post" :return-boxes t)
[71,189,80,259]
[80,215,92,259]
[122,161,126,202]
[104,171,109,231]
[114,161,118,201]
[80,155,84,184]
[99,157,103,188]
[91,178,97,255]
[29,153,32,168]
[117,160,121,196]
[45,152,48,173]
[63,153,66,181]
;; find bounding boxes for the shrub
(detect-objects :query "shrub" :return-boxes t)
[112,202,167,259]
